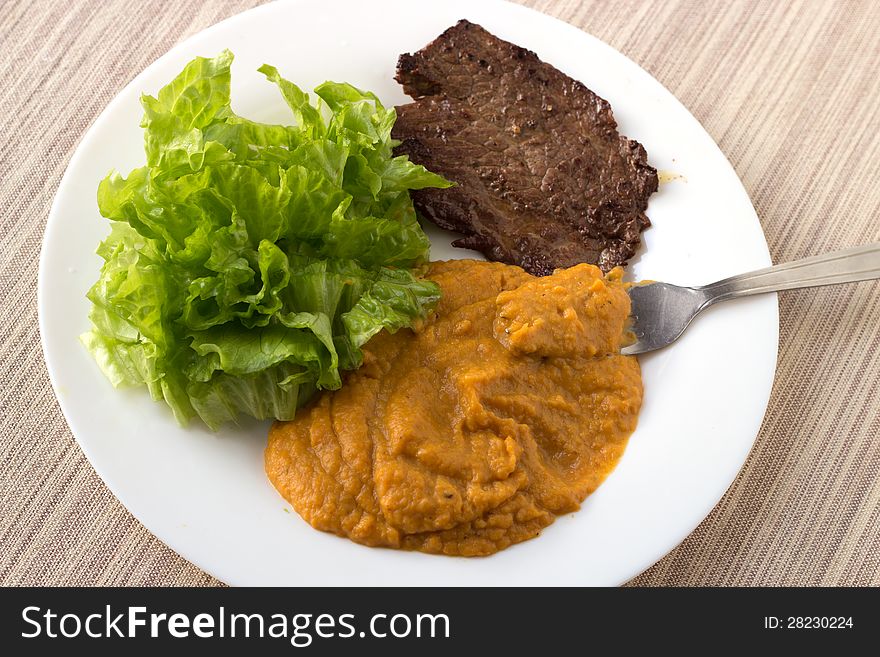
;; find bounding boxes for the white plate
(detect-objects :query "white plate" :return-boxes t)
[39,0,778,586]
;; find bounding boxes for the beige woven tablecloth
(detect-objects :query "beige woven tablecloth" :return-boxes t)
[2,0,879,587]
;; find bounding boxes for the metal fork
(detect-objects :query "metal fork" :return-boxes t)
[622,242,880,355]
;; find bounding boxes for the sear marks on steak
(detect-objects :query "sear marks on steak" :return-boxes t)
[392,20,658,275]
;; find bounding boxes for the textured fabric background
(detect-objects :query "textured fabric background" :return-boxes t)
[1,0,878,587]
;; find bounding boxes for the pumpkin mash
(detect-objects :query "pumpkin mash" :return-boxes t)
[265,260,643,556]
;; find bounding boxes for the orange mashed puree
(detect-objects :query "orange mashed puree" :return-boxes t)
[266,260,642,556]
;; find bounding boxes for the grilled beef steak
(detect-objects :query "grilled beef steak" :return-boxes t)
[392,20,658,274]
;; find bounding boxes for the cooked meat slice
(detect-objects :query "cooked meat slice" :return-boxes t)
[392,20,657,274]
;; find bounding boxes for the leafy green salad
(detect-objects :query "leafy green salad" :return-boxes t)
[82,50,451,429]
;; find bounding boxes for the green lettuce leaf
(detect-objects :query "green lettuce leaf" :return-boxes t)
[83,50,451,430]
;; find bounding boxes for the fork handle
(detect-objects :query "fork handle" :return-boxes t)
[699,242,880,305]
